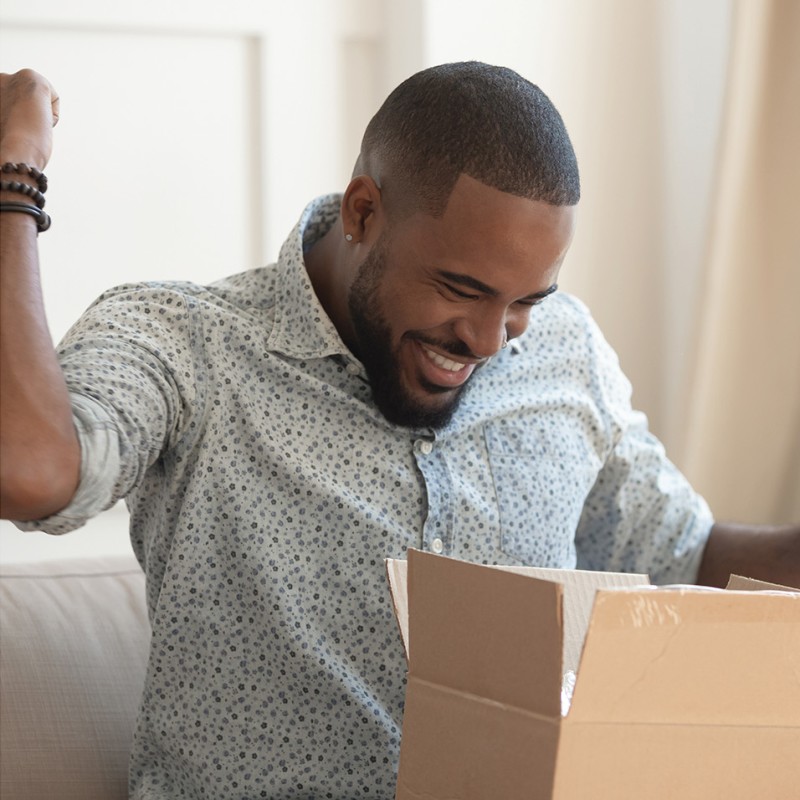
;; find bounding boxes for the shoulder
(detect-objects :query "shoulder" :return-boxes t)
[530,291,597,332]
[207,264,281,316]
[515,291,614,365]
[67,266,282,337]
[479,290,634,423]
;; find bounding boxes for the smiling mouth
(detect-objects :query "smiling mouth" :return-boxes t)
[415,343,481,393]
[421,345,470,372]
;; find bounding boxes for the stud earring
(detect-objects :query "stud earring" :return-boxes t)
[345,233,353,242]
[501,333,508,349]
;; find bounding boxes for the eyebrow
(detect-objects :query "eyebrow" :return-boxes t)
[436,270,558,302]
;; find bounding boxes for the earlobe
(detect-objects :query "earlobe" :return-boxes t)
[341,175,382,243]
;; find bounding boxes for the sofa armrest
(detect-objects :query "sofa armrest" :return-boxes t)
[0,555,150,800]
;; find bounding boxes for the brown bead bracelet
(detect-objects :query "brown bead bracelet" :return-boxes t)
[0,180,46,209]
[0,201,52,232]
[0,162,48,194]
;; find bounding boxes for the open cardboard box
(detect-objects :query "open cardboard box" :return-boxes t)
[385,549,800,799]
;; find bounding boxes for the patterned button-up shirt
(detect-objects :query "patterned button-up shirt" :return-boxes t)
[21,195,712,798]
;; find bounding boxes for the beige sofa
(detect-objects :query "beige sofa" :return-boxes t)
[0,556,150,800]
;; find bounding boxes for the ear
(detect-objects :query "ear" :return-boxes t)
[341,175,383,243]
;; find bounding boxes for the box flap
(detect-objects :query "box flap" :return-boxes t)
[726,574,799,592]
[404,549,563,717]
[568,587,800,726]
[394,550,564,799]
[386,557,648,675]
[384,557,410,660]
[492,564,648,674]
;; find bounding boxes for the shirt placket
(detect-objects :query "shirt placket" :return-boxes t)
[413,436,454,555]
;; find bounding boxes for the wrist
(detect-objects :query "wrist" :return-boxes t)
[0,163,51,232]
[0,207,39,234]
[0,136,50,174]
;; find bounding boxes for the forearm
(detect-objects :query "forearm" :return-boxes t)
[0,206,80,519]
[695,522,800,589]
[0,70,79,520]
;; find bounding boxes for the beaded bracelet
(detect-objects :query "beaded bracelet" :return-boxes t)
[0,201,52,233]
[0,162,48,194]
[0,180,46,209]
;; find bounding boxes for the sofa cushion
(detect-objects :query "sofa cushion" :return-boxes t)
[0,555,150,800]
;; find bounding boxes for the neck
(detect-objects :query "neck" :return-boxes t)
[304,219,358,351]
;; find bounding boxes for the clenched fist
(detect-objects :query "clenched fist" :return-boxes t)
[0,69,60,170]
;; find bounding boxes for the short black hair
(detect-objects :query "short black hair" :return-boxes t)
[358,61,580,217]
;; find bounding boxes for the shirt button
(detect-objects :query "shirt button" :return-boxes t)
[346,362,360,375]
[431,538,444,554]
[418,440,433,455]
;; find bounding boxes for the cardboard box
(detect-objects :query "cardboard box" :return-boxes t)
[385,549,800,800]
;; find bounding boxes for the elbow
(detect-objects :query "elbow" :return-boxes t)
[0,438,80,521]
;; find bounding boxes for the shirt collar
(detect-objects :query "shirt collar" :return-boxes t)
[267,195,351,360]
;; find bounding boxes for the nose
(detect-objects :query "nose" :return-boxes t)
[452,309,511,359]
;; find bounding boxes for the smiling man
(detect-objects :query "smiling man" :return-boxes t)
[305,64,578,431]
[1,62,797,799]
[308,175,573,429]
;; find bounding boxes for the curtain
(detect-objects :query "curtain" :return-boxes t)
[682,0,800,523]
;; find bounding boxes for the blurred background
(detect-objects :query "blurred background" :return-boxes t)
[1,0,798,563]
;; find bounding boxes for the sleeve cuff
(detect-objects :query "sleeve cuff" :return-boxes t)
[13,393,122,536]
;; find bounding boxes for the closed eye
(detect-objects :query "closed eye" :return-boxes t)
[443,283,479,301]
[518,284,559,307]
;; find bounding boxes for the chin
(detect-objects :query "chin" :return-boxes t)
[371,378,466,430]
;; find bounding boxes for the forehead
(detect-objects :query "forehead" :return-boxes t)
[384,174,576,291]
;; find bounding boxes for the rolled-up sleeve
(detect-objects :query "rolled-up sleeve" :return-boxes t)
[13,282,204,536]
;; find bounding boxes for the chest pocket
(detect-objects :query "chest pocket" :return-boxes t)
[484,416,599,567]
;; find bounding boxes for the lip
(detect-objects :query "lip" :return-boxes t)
[412,340,478,389]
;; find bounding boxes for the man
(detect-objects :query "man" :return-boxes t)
[1,62,797,798]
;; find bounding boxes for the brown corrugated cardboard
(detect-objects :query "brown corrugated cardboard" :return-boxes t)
[385,557,648,674]
[388,549,800,800]
[726,573,799,591]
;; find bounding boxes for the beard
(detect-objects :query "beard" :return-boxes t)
[347,235,472,430]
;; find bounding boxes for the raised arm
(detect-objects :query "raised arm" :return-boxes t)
[0,69,80,520]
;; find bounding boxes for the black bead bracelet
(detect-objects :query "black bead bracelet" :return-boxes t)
[0,162,48,194]
[0,201,52,232]
[0,180,46,209]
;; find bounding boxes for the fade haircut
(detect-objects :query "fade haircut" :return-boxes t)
[357,61,580,218]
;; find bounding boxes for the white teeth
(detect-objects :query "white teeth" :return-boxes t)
[423,346,466,372]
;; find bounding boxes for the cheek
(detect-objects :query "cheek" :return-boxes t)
[382,286,454,338]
